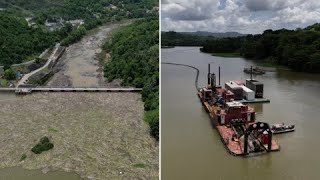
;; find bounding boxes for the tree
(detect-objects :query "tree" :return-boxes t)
[4,69,16,80]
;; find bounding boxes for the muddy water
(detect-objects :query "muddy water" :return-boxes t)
[0,167,80,180]
[162,47,320,180]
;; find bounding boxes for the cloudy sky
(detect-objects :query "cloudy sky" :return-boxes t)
[161,0,320,34]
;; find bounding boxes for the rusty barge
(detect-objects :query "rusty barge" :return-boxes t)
[198,64,280,156]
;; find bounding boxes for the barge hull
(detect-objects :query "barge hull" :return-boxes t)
[198,92,280,156]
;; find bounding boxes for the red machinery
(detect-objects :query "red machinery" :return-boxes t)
[198,64,280,156]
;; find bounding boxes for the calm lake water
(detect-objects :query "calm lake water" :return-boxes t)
[161,47,320,180]
[0,167,81,180]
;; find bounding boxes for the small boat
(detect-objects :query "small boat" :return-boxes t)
[271,123,295,134]
[243,67,266,75]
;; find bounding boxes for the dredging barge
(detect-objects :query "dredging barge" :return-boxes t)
[198,64,280,156]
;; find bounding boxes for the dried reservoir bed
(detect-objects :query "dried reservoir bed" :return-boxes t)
[0,92,158,179]
[47,22,128,87]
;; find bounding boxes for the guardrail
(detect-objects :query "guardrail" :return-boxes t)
[0,87,143,94]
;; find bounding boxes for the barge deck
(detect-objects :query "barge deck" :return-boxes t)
[197,64,280,156]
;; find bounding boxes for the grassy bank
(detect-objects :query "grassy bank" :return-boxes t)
[211,52,241,57]
[257,61,289,70]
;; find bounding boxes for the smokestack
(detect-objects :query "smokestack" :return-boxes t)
[250,66,253,80]
[218,66,221,86]
[211,73,216,92]
[207,64,211,85]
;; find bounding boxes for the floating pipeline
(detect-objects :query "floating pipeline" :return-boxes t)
[162,62,200,91]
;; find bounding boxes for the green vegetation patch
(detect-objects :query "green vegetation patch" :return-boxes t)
[144,109,159,140]
[133,163,147,168]
[31,136,54,154]
[0,12,56,66]
[161,31,214,46]
[0,79,9,87]
[0,0,158,66]
[201,26,320,73]
[4,68,16,80]
[20,153,27,161]
[211,52,241,58]
[257,62,289,70]
[103,18,159,140]
[48,127,58,132]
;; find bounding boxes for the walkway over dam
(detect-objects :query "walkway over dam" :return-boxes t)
[0,87,142,94]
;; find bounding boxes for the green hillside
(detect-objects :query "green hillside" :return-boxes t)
[0,0,158,66]
[103,18,159,140]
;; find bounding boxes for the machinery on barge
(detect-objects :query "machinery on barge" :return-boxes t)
[198,64,280,156]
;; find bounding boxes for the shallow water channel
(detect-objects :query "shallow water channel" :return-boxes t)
[0,167,81,180]
[162,47,320,180]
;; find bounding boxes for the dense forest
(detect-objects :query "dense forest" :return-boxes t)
[0,12,56,66]
[0,0,158,66]
[161,31,213,47]
[103,18,159,140]
[163,24,320,73]
[0,0,158,20]
[201,24,320,72]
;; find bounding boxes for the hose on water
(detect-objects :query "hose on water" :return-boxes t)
[161,62,200,91]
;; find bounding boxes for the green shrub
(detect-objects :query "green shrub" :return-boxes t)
[103,18,159,140]
[133,163,146,168]
[31,136,54,154]
[40,136,50,144]
[144,109,159,140]
[4,68,15,80]
[149,116,159,140]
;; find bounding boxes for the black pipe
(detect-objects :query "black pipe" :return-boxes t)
[211,73,216,96]
[244,132,248,155]
[218,66,221,86]
[250,66,253,80]
[208,64,211,85]
[162,62,200,90]
[268,130,272,151]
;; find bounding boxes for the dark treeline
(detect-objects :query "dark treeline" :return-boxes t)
[161,31,213,46]
[201,23,320,73]
[103,18,159,140]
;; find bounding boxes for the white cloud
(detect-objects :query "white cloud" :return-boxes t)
[161,0,320,34]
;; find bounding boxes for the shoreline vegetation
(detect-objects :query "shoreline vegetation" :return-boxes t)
[103,18,159,140]
[162,24,320,73]
[211,52,241,58]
